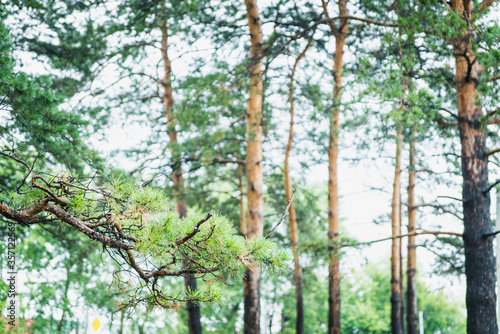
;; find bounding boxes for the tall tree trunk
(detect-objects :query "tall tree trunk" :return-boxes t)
[243,0,264,332]
[238,162,247,236]
[391,128,403,334]
[119,308,125,334]
[399,192,404,334]
[160,3,201,333]
[284,41,311,334]
[450,2,497,332]
[57,269,71,333]
[406,125,418,334]
[322,1,348,333]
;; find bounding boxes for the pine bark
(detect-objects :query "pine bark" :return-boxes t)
[391,128,403,334]
[160,5,202,333]
[322,1,348,333]
[238,163,247,236]
[406,125,418,334]
[449,2,497,332]
[243,0,264,332]
[284,42,310,334]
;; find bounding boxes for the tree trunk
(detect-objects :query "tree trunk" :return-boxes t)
[391,128,403,334]
[243,0,264,332]
[284,41,311,334]
[119,308,125,334]
[58,269,71,333]
[160,3,201,333]
[450,2,497,332]
[238,162,247,236]
[322,1,348,333]
[406,125,418,334]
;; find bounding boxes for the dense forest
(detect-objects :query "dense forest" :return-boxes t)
[1,0,500,333]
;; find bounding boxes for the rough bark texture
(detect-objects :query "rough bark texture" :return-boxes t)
[284,42,310,334]
[391,128,403,334]
[448,1,498,333]
[406,125,418,334]
[160,7,202,334]
[243,0,264,332]
[322,1,348,333]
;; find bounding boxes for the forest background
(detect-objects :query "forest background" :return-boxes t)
[1,0,500,333]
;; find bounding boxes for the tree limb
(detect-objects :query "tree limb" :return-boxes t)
[435,118,458,127]
[0,199,49,222]
[321,0,340,36]
[483,230,500,238]
[266,187,297,239]
[412,203,462,220]
[342,230,463,248]
[45,202,135,250]
[483,179,500,194]
[328,15,398,28]
[488,117,500,125]
[486,148,500,157]
[145,267,219,279]
[487,73,500,82]
[175,213,213,246]
[479,0,499,12]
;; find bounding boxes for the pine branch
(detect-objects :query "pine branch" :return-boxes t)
[487,73,500,82]
[488,118,500,124]
[329,15,398,28]
[435,118,458,127]
[483,179,500,194]
[321,0,340,36]
[145,267,219,279]
[483,230,500,238]
[479,0,499,12]
[437,195,464,202]
[412,203,462,220]
[486,148,500,157]
[343,230,463,248]
[175,213,213,246]
[266,187,297,239]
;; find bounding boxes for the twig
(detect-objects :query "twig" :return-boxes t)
[437,195,464,202]
[266,187,297,239]
[342,230,463,248]
[175,213,213,246]
[435,118,458,127]
[479,0,500,13]
[145,267,219,279]
[125,249,148,281]
[440,108,459,119]
[484,179,500,194]
[484,107,500,119]
[328,15,398,28]
[483,230,500,238]
[213,157,246,165]
[486,148,500,157]
[412,203,462,220]
[487,74,500,82]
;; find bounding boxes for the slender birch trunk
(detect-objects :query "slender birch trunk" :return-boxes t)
[284,41,311,334]
[321,1,348,332]
[160,2,201,333]
[243,0,264,332]
[391,128,403,334]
